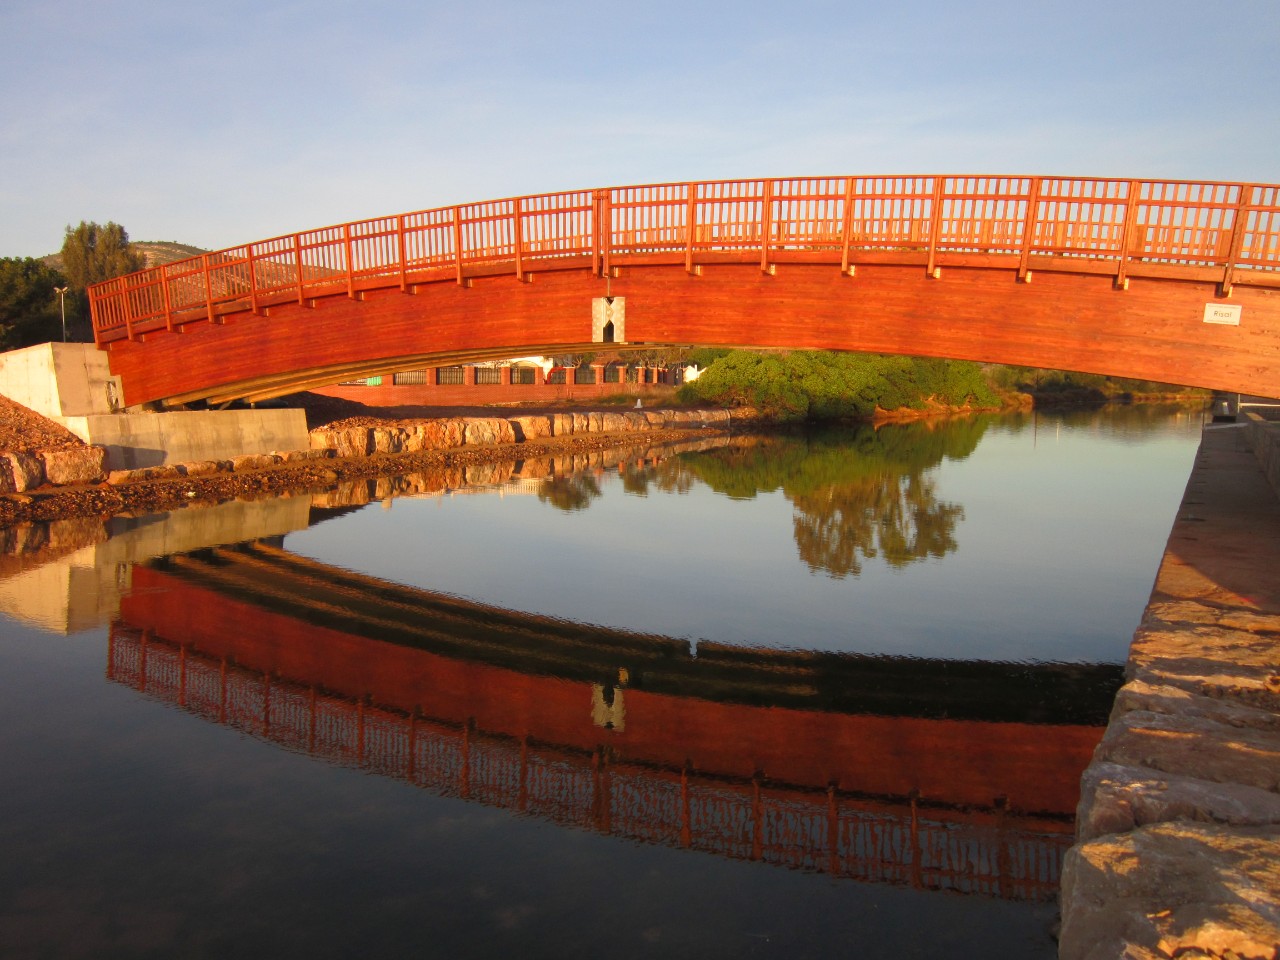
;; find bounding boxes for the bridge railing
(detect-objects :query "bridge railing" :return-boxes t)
[89,175,1280,344]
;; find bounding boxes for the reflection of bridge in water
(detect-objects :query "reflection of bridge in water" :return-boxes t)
[110,541,1122,902]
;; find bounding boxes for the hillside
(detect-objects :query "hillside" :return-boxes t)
[42,240,208,272]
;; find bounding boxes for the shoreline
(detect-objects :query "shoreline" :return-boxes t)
[0,394,1206,529]
[0,417,739,528]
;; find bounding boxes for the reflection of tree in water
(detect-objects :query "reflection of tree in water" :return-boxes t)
[791,471,962,577]
[620,462,695,497]
[537,473,603,511]
[672,418,989,578]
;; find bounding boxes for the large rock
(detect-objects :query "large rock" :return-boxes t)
[312,426,371,458]
[463,418,515,446]
[412,419,464,450]
[1111,678,1280,732]
[1129,623,1280,686]
[2,451,44,492]
[371,426,407,454]
[40,446,107,485]
[1077,761,1280,842]
[1093,709,1280,793]
[1059,821,1280,960]
[599,412,627,433]
[508,415,552,441]
[230,454,280,472]
[180,459,225,477]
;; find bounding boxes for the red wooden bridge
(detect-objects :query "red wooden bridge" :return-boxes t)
[89,176,1280,407]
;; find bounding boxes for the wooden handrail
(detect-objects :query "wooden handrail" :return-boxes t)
[89,175,1280,344]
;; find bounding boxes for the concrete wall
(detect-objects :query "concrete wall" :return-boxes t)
[0,342,122,417]
[61,408,310,470]
[1246,412,1280,501]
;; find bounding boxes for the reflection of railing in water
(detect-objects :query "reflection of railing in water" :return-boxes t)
[108,624,1071,902]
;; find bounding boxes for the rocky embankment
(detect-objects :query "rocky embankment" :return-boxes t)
[0,400,749,527]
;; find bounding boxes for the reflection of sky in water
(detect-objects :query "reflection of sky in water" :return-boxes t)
[288,409,1202,664]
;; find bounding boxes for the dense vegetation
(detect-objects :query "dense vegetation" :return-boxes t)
[678,350,1001,422]
[985,366,1205,405]
[0,257,67,349]
[2,222,147,346]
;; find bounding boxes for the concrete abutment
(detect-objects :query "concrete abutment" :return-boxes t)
[0,342,309,470]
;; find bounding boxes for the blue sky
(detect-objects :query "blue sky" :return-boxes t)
[2,0,1277,258]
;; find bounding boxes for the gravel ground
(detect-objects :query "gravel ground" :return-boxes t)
[0,395,91,453]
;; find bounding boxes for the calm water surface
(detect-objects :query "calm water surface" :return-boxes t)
[0,406,1203,959]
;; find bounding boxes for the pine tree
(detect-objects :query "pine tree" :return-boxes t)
[59,221,145,340]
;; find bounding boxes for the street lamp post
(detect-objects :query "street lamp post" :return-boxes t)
[54,286,68,342]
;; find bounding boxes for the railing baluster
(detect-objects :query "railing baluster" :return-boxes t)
[292,234,305,305]
[162,264,174,332]
[513,197,524,282]
[343,224,355,299]
[397,215,408,292]
[1116,180,1141,290]
[685,184,697,274]
[202,254,214,325]
[452,207,464,285]
[600,190,613,276]
[1221,185,1252,297]
[760,179,774,273]
[926,177,943,278]
[840,176,855,275]
[247,243,258,315]
[1018,177,1042,282]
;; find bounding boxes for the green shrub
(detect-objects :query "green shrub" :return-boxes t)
[678,351,1000,422]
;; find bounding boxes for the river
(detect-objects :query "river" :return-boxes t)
[0,404,1204,959]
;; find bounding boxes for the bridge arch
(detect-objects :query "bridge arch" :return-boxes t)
[89,175,1280,407]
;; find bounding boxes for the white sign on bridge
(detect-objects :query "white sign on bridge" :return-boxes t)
[1203,303,1242,325]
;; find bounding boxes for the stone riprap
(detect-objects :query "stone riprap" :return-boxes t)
[1,446,108,492]
[308,408,733,459]
[1059,422,1280,960]
[5,408,736,490]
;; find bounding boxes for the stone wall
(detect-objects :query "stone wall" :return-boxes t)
[307,407,734,458]
[1058,425,1280,960]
